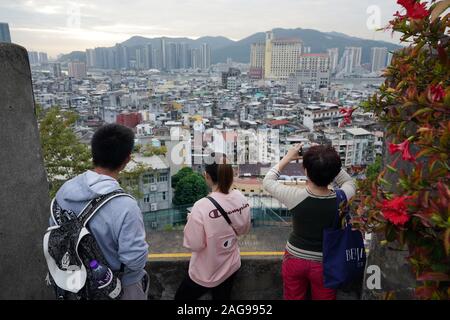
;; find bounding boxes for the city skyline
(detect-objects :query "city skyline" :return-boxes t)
[0,0,404,58]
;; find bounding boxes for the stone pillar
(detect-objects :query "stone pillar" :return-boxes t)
[0,43,52,299]
[361,134,416,299]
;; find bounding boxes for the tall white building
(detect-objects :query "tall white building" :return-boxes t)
[160,38,167,70]
[28,51,48,65]
[386,52,394,67]
[327,48,339,73]
[298,53,331,88]
[28,51,39,65]
[201,43,211,70]
[340,47,362,74]
[145,44,153,69]
[0,22,11,43]
[178,43,189,69]
[250,43,265,68]
[38,52,48,64]
[86,49,95,68]
[264,31,302,80]
[249,42,265,79]
[371,47,387,73]
[190,48,202,69]
[68,61,87,79]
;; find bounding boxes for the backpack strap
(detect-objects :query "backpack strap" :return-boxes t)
[50,197,78,226]
[206,196,238,235]
[78,190,133,227]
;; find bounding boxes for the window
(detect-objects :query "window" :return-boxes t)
[144,194,150,203]
[143,174,154,185]
[157,172,168,182]
[161,192,167,200]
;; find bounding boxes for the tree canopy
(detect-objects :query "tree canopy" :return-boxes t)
[172,168,208,206]
[37,106,92,197]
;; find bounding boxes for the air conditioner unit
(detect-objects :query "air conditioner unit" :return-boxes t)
[150,184,157,191]
[150,203,158,211]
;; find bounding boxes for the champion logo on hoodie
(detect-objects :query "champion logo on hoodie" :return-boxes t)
[208,203,250,219]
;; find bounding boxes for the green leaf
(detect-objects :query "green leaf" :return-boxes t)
[379,178,392,187]
[411,107,433,119]
[386,223,397,242]
[387,165,398,173]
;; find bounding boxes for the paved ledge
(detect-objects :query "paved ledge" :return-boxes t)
[147,228,291,255]
[148,251,284,261]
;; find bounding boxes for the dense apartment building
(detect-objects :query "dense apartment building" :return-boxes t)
[116,112,143,129]
[302,103,341,131]
[287,53,331,92]
[124,155,172,213]
[323,127,376,167]
[221,67,241,89]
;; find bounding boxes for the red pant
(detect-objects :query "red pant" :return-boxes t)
[282,251,336,300]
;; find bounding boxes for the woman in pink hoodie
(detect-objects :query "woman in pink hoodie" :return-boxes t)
[175,153,251,300]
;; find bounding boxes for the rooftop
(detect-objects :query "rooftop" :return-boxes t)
[345,127,372,136]
[126,155,169,171]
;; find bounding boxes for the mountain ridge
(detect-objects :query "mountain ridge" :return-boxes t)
[58,28,402,65]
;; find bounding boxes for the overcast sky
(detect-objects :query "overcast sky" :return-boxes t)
[0,0,404,58]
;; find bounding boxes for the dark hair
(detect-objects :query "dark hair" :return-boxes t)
[303,145,342,187]
[205,153,234,194]
[91,124,135,171]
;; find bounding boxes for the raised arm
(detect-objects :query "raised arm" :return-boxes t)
[263,144,307,210]
[333,169,357,201]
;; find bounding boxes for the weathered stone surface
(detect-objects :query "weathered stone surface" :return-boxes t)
[0,43,52,299]
[146,257,360,300]
[362,233,416,299]
[146,258,284,300]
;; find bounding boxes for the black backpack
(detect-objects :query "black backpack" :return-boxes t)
[43,190,132,300]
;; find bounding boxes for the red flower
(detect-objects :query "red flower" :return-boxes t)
[388,139,416,162]
[429,84,445,102]
[339,107,354,127]
[396,0,429,20]
[381,196,413,226]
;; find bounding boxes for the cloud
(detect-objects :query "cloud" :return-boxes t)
[1,0,403,57]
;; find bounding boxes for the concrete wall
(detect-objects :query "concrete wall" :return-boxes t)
[146,257,360,300]
[0,43,52,299]
[362,234,416,299]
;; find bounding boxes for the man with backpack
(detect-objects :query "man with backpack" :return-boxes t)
[44,124,149,300]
